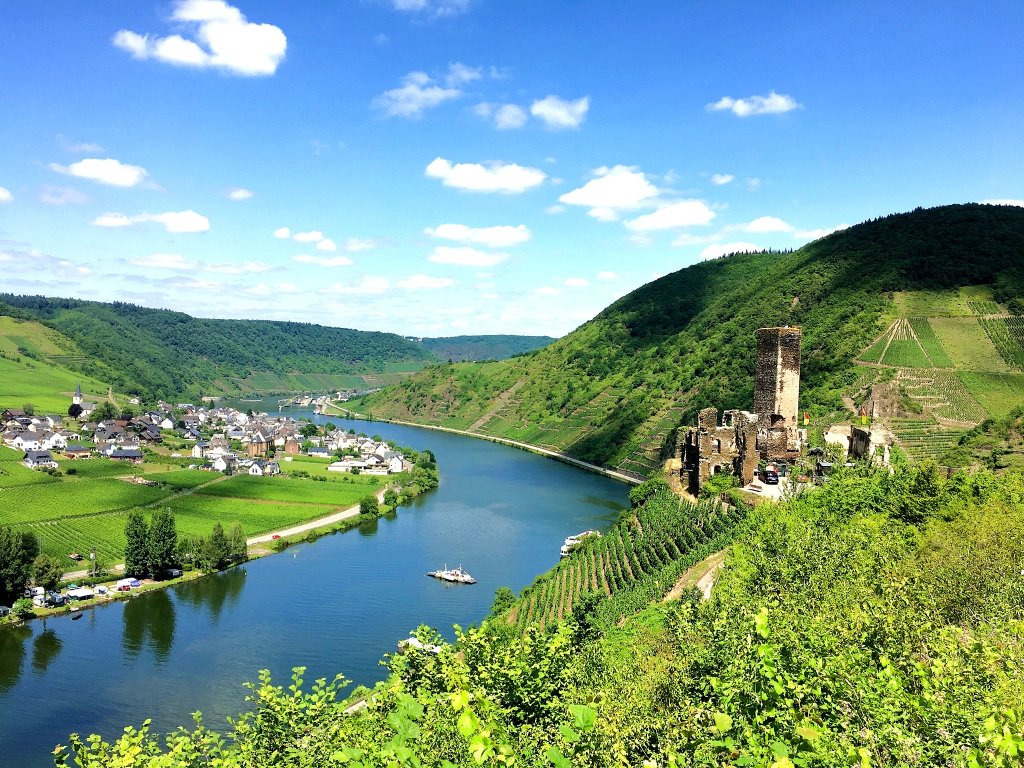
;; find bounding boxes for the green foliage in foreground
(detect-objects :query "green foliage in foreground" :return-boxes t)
[56,462,1024,767]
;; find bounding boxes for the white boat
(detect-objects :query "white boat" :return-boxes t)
[427,565,477,584]
[560,530,601,558]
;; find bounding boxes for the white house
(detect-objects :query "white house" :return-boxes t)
[12,434,41,451]
[249,460,281,477]
[24,450,58,469]
[388,456,404,473]
[212,455,236,473]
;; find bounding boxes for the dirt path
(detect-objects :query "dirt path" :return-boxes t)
[664,549,727,602]
[468,379,524,432]
[245,487,386,545]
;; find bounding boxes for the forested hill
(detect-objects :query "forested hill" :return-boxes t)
[353,203,1024,473]
[417,334,555,362]
[0,296,435,400]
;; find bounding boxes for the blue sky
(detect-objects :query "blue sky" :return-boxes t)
[1,0,1022,337]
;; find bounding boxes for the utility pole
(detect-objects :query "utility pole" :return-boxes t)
[90,546,96,578]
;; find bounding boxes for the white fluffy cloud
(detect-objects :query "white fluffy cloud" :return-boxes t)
[425,157,546,194]
[558,165,660,220]
[129,253,195,270]
[738,215,793,233]
[112,0,287,76]
[428,246,508,268]
[92,210,210,233]
[530,95,589,129]
[293,230,324,243]
[710,173,734,186]
[981,198,1024,207]
[706,91,801,117]
[624,200,716,232]
[474,102,528,130]
[226,187,253,200]
[0,187,11,203]
[316,238,337,252]
[372,71,462,118]
[50,158,148,187]
[293,254,354,267]
[425,223,530,248]
[273,227,291,239]
[398,274,455,290]
[699,241,761,260]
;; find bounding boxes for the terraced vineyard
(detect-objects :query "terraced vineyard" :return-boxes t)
[978,316,1024,370]
[888,418,966,462]
[507,484,746,631]
[897,370,987,423]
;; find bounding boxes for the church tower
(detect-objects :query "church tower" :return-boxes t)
[73,382,83,406]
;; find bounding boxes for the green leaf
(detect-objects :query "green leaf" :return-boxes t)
[457,710,478,739]
[545,746,572,768]
[569,704,597,732]
[713,712,733,734]
[754,607,771,639]
[559,724,580,743]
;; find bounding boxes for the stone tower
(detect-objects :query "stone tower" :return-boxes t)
[754,327,801,429]
[73,382,83,406]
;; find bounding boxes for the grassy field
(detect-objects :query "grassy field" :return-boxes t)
[928,317,1009,372]
[3,458,392,564]
[0,354,111,413]
[892,289,972,318]
[959,372,1024,418]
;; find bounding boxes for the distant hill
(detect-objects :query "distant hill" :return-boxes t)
[353,204,1024,475]
[0,296,435,401]
[416,335,555,362]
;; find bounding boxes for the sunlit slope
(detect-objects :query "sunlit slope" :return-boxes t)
[0,316,113,412]
[0,297,436,400]
[355,204,1024,473]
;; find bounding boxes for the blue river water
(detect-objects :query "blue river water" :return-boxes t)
[0,413,630,767]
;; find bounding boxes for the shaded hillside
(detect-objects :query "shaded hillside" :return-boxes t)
[354,204,1024,473]
[0,297,434,400]
[417,334,555,362]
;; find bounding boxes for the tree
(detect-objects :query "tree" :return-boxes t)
[200,523,230,571]
[124,510,149,578]
[33,555,64,592]
[300,423,319,438]
[383,488,399,508]
[67,403,83,419]
[324,422,336,432]
[227,523,247,563]
[360,495,379,516]
[0,528,40,603]
[92,402,118,422]
[12,597,34,618]
[488,586,516,619]
[147,508,178,577]
[22,403,35,416]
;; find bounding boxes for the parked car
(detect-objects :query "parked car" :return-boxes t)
[116,585,131,592]
[0,606,11,617]
[761,468,780,484]
[165,568,182,578]
[46,591,65,607]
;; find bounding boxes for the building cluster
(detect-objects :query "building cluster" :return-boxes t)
[678,327,806,495]
[2,387,409,477]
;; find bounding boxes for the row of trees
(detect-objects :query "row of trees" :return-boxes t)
[178,523,247,572]
[124,508,178,579]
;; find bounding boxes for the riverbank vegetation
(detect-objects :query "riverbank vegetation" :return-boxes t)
[56,460,1024,767]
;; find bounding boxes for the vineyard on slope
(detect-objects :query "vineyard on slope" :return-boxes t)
[508,480,747,631]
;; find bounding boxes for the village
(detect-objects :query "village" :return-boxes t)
[2,384,411,478]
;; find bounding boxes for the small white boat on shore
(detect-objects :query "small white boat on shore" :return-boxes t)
[427,565,477,584]
[560,530,601,558]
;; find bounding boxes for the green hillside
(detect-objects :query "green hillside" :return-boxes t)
[354,204,1024,475]
[417,334,555,362]
[0,297,436,400]
[0,316,115,412]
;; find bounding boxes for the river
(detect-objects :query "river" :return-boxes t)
[0,410,630,767]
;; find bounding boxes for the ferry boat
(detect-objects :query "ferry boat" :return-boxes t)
[427,565,477,584]
[560,530,601,558]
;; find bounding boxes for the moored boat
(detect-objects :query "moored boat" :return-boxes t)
[426,565,477,584]
[560,530,601,557]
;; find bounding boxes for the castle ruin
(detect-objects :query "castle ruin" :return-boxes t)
[677,326,804,495]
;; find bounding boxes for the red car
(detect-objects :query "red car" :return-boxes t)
[272,534,281,540]
[117,585,131,592]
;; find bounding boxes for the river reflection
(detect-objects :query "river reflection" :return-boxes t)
[122,590,176,662]
[31,627,63,675]
[0,624,30,693]
[174,566,246,620]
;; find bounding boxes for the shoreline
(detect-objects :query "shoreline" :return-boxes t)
[326,408,644,487]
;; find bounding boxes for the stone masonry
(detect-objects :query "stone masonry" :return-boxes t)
[754,327,803,459]
[679,408,759,496]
